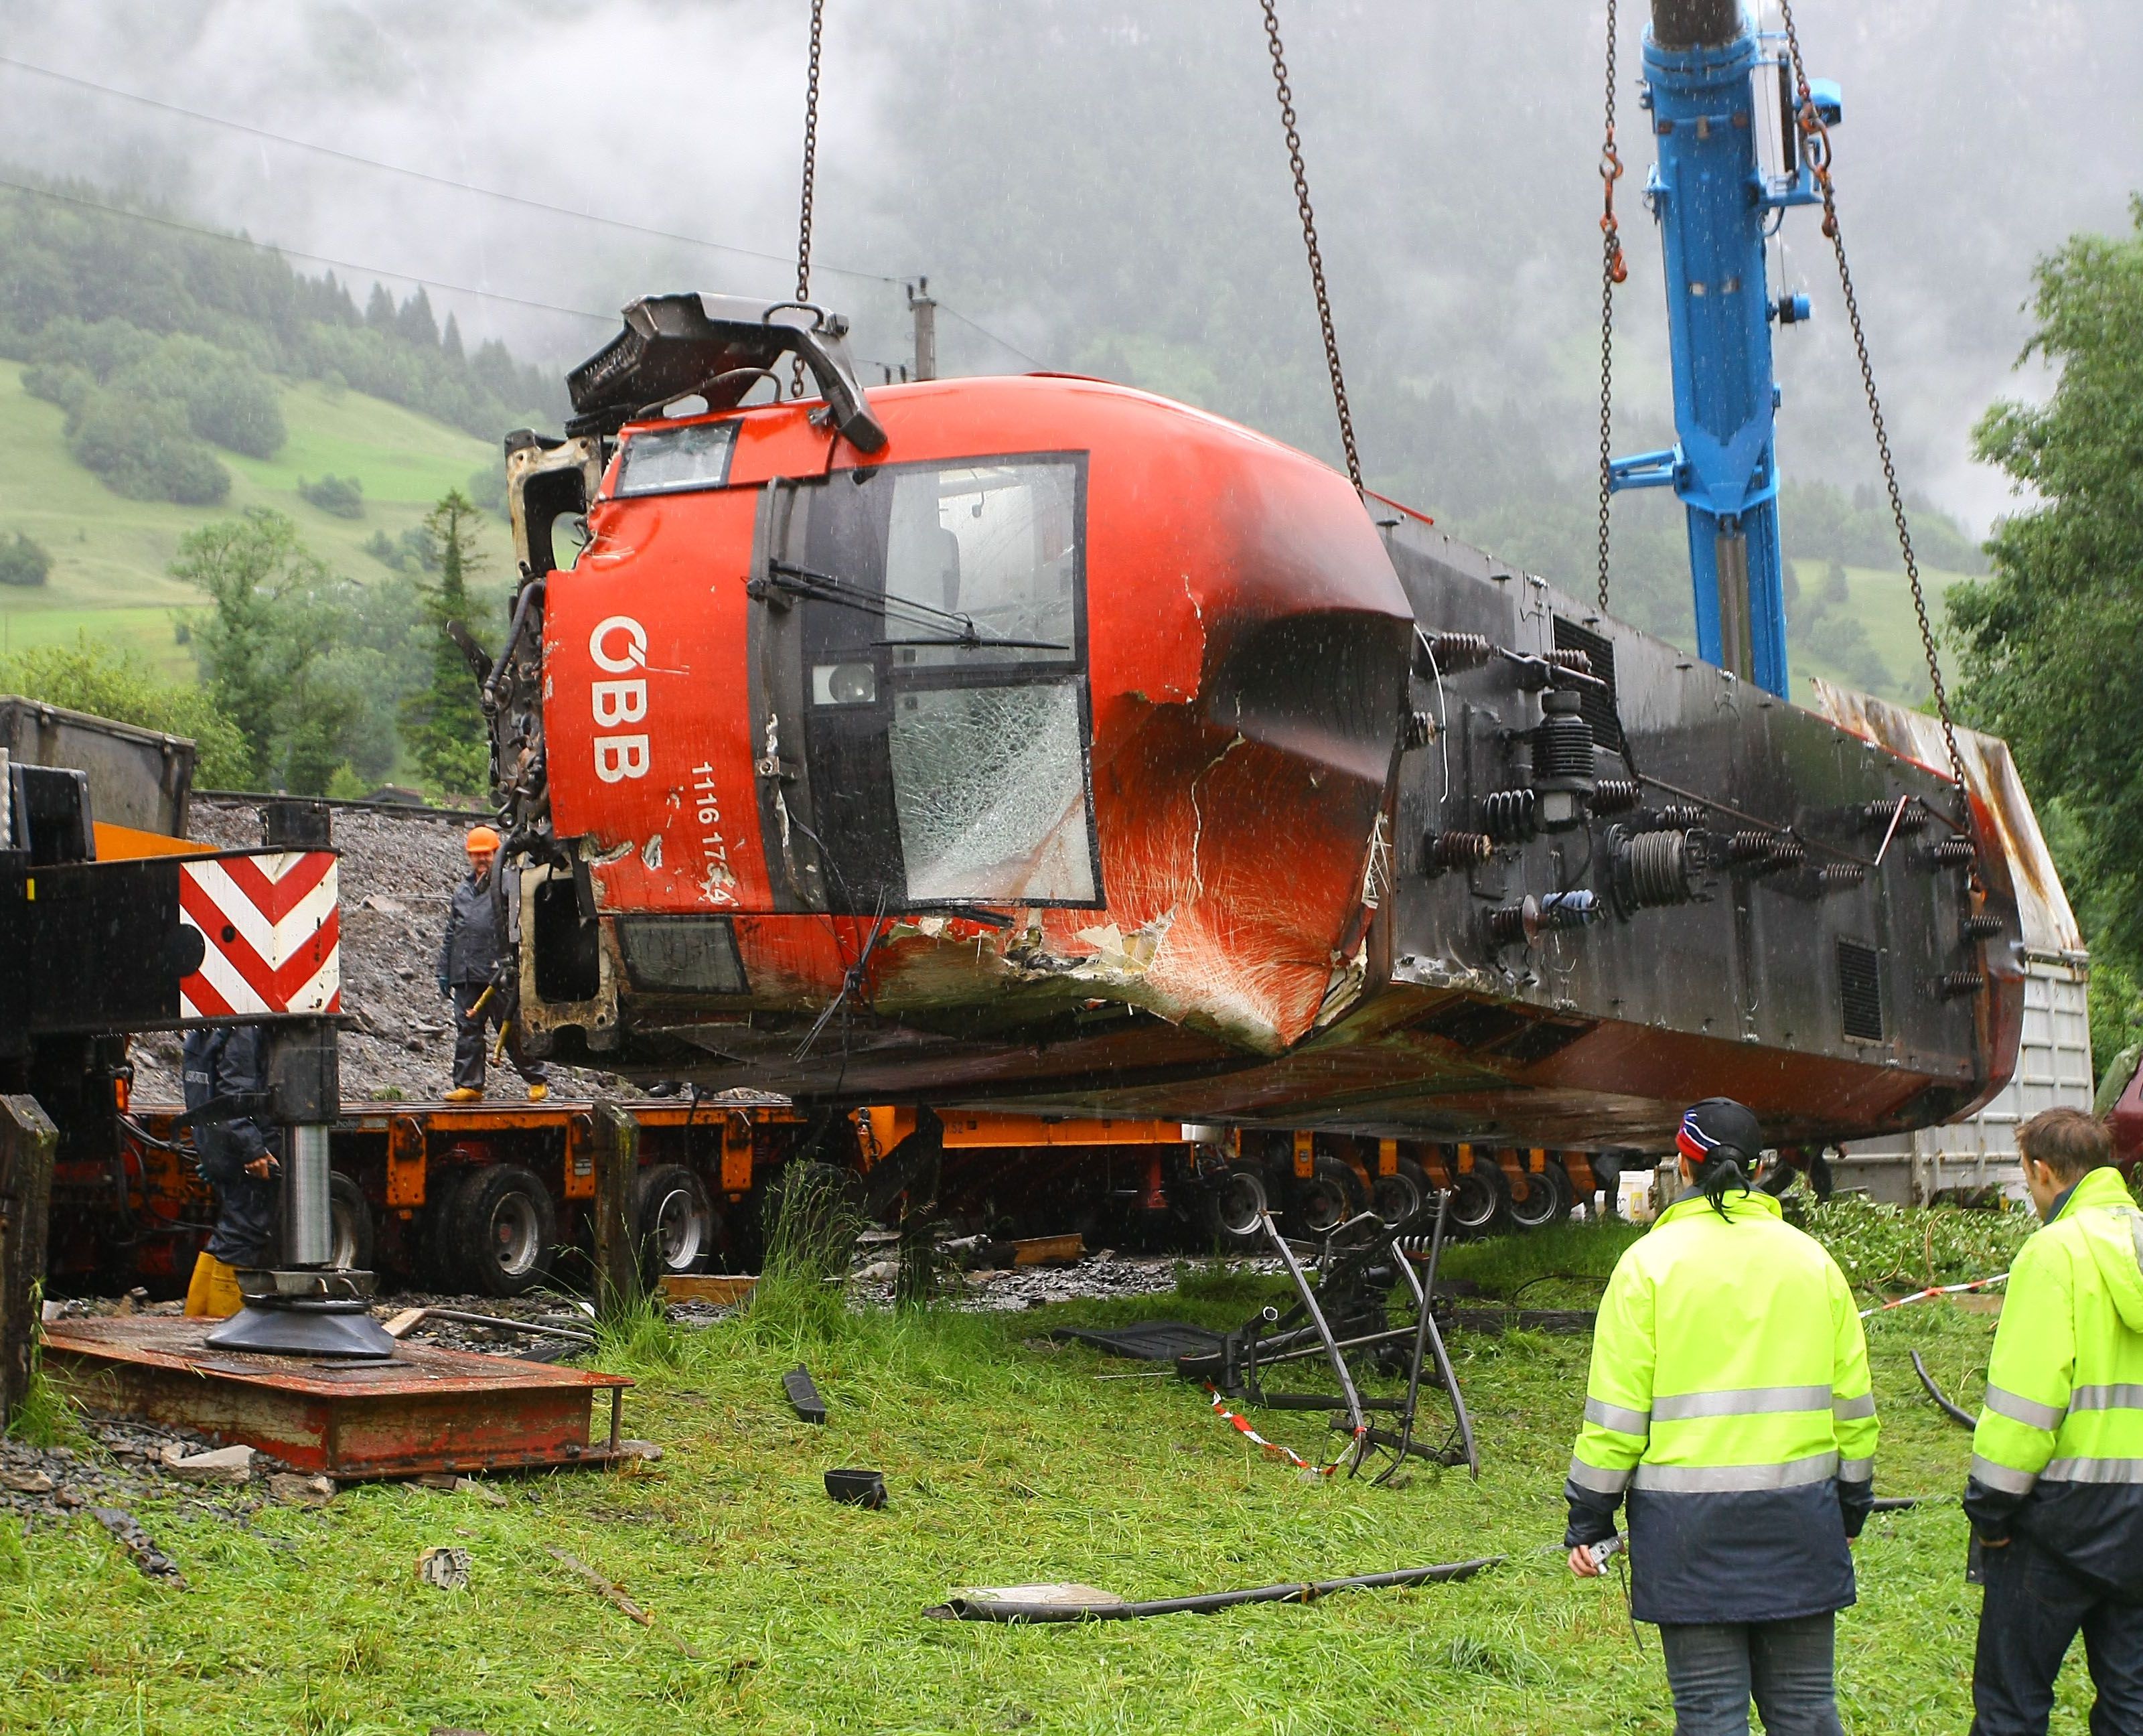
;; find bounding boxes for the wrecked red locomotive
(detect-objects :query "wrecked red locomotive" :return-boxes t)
[477,294,2022,1157]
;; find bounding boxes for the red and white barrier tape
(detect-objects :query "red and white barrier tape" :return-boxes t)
[1859,1273,2008,1319]
[1207,1388,1361,1477]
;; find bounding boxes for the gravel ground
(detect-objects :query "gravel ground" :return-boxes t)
[129,797,623,1106]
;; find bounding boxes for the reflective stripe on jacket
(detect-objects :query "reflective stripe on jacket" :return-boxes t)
[1965,1165,2143,1594]
[1565,1187,1877,1624]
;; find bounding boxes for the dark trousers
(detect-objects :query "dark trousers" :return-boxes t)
[1973,1530,2143,1736]
[451,982,546,1091]
[198,1147,277,1267]
[1658,1613,1844,1736]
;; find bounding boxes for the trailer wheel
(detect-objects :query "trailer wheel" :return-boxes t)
[1445,1159,1509,1237]
[1370,1157,1432,1230]
[417,1166,473,1290]
[1201,1162,1272,1251]
[1286,1154,1366,1238]
[634,1164,717,1279]
[1507,1159,1574,1232]
[449,1163,558,1298]
[327,1171,375,1273]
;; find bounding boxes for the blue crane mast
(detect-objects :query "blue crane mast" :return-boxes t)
[1611,0,1839,697]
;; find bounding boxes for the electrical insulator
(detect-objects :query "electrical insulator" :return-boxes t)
[1963,914,2005,940]
[1546,647,1594,678]
[1590,779,1642,816]
[1609,827,1698,916]
[1924,837,1976,869]
[1863,796,1930,833]
[1530,688,1596,830]
[1479,788,1538,844]
[1639,803,1706,833]
[1485,889,1603,949]
[1420,830,1492,875]
[1414,630,1493,676]
[1818,863,1866,890]
[1939,971,1987,998]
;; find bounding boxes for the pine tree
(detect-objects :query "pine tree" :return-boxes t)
[441,311,464,363]
[400,489,490,795]
[396,287,439,348]
[364,282,396,331]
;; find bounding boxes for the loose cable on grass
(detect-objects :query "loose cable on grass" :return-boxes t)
[1909,1349,1979,1429]
[926,1556,1500,1622]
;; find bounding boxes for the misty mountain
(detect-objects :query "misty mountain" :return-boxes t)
[0,0,2129,542]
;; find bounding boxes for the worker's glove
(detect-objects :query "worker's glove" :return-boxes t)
[437,974,451,1000]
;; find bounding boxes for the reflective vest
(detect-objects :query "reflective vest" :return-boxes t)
[1972,1165,2143,1503]
[1567,1187,1877,1623]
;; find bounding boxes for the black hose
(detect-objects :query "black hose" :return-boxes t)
[930,1557,1500,1623]
[415,1308,595,1346]
[1911,1350,1978,1429]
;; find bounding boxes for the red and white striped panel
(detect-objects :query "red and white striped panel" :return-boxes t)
[178,851,341,1019]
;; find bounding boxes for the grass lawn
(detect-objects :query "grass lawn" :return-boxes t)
[0,363,515,686]
[0,1216,2093,1735]
[1785,557,1974,707]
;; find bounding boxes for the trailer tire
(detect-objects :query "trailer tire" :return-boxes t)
[633,1164,717,1279]
[417,1166,473,1290]
[1507,1159,1574,1232]
[1445,1158,1509,1237]
[760,1161,863,1272]
[1370,1157,1432,1230]
[1286,1153,1366,1238]
[449,1163,558,1298]
[1201,1162,1272,1252]
[327,1171,375,1273]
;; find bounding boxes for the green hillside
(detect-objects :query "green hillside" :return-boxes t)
[1785,555,1969,707]
[0,361,511,680]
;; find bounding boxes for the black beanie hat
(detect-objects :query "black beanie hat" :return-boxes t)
[1676,1097,1763,1166]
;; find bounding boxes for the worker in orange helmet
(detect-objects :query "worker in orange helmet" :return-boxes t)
[438,824,548,1103]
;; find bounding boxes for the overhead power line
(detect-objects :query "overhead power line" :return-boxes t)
[0,52,1055,370]
[0,51,902,289]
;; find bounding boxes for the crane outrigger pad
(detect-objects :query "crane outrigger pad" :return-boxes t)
[40,1316,630,1479]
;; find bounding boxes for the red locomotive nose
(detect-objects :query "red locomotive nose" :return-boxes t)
[541,374,1415,1053]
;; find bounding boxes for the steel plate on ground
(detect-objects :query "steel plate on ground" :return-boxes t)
[41,1316,631,1479]
[1049,1321,1228,1362]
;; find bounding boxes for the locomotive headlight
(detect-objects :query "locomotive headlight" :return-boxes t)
[811,662,878,706]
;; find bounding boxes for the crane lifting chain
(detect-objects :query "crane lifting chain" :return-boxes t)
[1595,0,1627,616]
[792,0,827,399]
[1259,0,1365,496]
[1775,0,1976,851]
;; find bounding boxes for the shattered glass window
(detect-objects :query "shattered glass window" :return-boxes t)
[615,421,738,496]
[883,463,1078,666]
[889,682,1095,903]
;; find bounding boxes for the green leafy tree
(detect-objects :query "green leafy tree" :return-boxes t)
[0,636,248,786]
[1949,196,2143,1065]
[0,532,51,587]
[400,490,491,796]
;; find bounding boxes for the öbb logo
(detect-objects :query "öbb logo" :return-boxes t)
[588,615,650,783]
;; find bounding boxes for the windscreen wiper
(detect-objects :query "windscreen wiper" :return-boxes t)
[755,559,1066,653]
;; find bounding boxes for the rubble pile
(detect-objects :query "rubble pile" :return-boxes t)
[130,798,617,1105]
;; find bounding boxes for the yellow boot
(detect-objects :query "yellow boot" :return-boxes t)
[443,1086,483,1104]
[526,1082,548,1103]
[184,1252,243,1319]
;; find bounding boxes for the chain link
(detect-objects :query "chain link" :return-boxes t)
[792,0,826,398]
[1777,0,1973,842]
[1260,0,1363,494]
[1595,0,1627,616]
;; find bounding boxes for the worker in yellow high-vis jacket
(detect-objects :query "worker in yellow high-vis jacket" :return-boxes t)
[1566,1098,1877,1736]
[1965,1106,2143,1736]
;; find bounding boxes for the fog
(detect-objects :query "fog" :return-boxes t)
[1,0,2136,532]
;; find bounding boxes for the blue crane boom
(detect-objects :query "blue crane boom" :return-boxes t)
[1611,0,1838,697]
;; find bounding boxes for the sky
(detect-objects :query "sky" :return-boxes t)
[0,0,2136,530]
